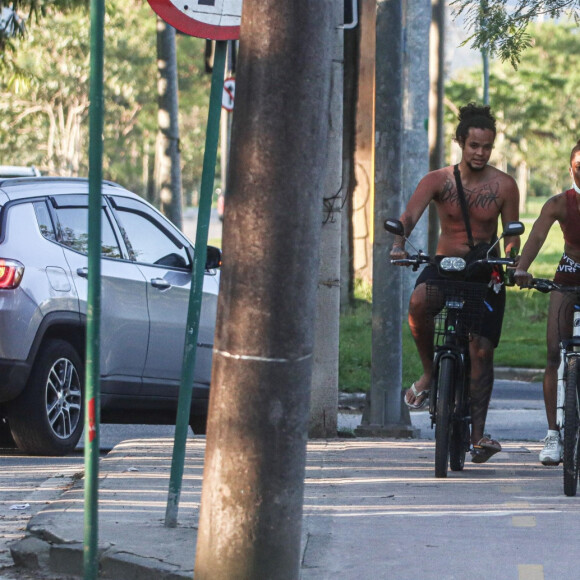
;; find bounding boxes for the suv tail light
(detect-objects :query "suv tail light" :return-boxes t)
[0,259,24,289]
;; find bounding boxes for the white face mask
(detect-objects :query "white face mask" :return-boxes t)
[570,168,580,193]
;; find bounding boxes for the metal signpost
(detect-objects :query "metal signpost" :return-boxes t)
[146,0,242,528]
[85,2,104,578]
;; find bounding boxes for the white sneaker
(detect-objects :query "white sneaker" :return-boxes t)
[539,430,563,465]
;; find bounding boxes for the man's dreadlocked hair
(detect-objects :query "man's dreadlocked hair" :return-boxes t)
[455,103,496,144]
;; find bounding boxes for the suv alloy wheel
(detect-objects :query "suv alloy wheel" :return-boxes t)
[7,339,84,455]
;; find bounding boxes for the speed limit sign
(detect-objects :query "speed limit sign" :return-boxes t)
[147,0,242,40]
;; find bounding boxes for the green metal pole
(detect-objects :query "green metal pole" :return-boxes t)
[84,0,104,577]
[165,39,227,528]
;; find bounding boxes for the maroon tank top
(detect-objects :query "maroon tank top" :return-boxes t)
[560,189,580,247]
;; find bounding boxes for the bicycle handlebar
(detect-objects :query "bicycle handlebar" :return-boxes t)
[524,278,580,294]
[390,254,518,269]
[484,257,517,266]
[390,255,431,267]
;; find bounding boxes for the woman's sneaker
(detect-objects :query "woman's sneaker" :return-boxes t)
[539,430,563,465]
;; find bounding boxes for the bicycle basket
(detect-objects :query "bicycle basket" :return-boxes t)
[426,280,489,345]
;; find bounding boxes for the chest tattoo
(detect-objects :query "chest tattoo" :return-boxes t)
[440,179,500,210]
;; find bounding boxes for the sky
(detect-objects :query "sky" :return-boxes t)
[447,5,483,74]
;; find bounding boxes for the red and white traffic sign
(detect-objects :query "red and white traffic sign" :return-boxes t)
[222,77,235,111]
[147,0,242,41]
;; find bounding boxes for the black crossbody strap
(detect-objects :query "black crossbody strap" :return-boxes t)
[453,164,475,249]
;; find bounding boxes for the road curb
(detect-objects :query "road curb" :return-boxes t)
[494,366,544,382]
[338,367,544,409]
[10,533,192,580]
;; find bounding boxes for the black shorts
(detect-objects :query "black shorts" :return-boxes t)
[415,263,505,348]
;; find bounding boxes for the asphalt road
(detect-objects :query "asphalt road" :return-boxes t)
[182,207,222,244]
[338,378,549,443]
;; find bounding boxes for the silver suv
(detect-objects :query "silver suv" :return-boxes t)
[0,177,221,455]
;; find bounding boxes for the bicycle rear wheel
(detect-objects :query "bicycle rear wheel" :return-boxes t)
[564,357,580,497]
[435,357,454,478]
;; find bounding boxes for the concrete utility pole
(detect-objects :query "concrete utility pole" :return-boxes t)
[428,0,445,252]
[219,42,236,209]
[357,0,418,437]
[194,2,334,578]
[482,49,490,104]
[309,1,343,438]
[481,0,490,105]
[155,18,183,228]
[401,0,431,312]
[341,10,359,311]
[350,0,376,285]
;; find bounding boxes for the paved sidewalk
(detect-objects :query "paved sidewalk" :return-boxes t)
[12,438,202,580]
[301,439,578,580]
[5,367,563,579]
[10,433,580,579]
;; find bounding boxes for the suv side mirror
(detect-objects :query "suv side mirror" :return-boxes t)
[206,245,222,270]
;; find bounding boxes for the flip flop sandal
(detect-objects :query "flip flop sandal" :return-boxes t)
[404,382,430,410]
[470,436,502,464]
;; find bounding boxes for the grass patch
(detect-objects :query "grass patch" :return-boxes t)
[339,199,560,393]
[339,281,372,393]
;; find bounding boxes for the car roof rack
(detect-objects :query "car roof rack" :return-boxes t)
[0,165,41,178]
[0,176,123,188]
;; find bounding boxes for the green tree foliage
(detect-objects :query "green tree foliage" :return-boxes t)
[0,1,211,201]
[0,1,87,79]
[452,0,580,66]
[447,21,580,196]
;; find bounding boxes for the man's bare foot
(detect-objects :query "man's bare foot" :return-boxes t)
[404,381,430,409]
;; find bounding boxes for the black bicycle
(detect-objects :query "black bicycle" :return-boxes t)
[385,219,524,478]
[522,278,580,496]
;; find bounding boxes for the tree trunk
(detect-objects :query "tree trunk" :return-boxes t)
[154,18,182,228]
[517,159,528,214]
[194,2,335,578]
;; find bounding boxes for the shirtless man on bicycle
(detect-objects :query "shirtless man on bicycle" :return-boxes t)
[390,103,521,463]
[514,140,580,465]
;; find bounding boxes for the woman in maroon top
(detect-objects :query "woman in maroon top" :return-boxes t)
[515,139,580,465]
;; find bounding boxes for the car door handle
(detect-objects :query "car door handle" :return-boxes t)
[77,267,88,278]
[150,278,171,290]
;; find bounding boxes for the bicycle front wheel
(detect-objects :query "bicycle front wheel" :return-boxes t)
[435,357,455,478]
[450,403,469,472]
[564,356,580,497]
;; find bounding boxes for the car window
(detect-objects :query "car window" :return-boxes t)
[115,209,191,268]
[33,201,56,241]
[54,207,122,258]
